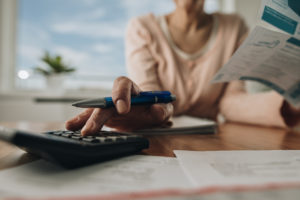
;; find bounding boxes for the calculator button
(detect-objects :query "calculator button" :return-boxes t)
[71,136,82,140]
[126,135,140,141]
[116,137,125,142]
[52,132,63,136]
[95,137,106,143]
[62,131,74,134]
[127,135,139,138]
[82,138,99,143]
[84,136,95,139]
[106,136,117,142]
[104,138,113,142]
[62,133,72,138]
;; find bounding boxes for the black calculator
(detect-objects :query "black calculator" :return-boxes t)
[0,127,149,168]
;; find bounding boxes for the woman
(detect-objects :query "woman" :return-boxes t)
[66,0,300,135]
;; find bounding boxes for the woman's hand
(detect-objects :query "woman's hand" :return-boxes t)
[65,77,174,136]
[281,100,300,127]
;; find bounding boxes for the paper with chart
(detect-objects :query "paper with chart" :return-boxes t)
[174,150,300,187]
[0,155,192,198]
[259,0,300,37]
[212,0,300,107]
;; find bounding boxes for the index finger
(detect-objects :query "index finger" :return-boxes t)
[65,108,94,131]
[112,76,141,115]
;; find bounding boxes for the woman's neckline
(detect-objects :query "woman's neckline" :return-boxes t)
[157,13,219,61]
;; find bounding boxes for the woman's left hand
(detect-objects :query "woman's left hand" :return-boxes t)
[281,101,300,127]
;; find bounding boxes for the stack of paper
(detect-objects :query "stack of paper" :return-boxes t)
[133,116,217,135]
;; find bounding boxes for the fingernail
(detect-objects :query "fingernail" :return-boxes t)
[156,107,166,122]
[116,99,127,114]
[81,125,88,135]
[166,103,174,113]
[159,107,166,119]
[65,121,72,130]
[75,117,81,122]
[82,121,95,135]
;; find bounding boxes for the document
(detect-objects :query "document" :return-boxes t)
[0,155,192,198]
[174,150,300,187]
[212,0,300,107]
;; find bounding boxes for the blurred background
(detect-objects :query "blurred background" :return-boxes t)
[0,0,261,122]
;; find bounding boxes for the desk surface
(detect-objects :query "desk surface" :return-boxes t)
[1,121,300,170]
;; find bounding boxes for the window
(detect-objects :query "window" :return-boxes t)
[15,0,220,90]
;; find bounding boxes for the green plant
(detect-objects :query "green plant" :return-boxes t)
[34,51,76,76]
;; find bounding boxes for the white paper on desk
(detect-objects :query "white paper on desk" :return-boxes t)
[0,155,192,198]
[174,150,300,187]
[141,186,300,200]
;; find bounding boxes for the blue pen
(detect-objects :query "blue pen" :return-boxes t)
[72,91,176,108]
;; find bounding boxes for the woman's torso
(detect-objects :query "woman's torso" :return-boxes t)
[126,13,248,119]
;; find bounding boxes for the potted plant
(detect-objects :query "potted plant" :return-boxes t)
[34,51,76,91]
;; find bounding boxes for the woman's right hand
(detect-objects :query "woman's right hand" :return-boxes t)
[65,76,174,136]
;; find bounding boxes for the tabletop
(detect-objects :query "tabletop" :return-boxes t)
[0,121,300,170]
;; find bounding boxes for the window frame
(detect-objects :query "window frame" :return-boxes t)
[0,0,17,92]
[220,0,236,13]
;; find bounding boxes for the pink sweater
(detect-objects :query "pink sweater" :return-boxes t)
[125,13,287,128]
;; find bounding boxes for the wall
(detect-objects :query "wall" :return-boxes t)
[0,89,110,122]
[0,95,71,122]
[235,0,262,29]
[234,0,272,93]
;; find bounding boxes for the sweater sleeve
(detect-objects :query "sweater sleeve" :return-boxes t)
[125,18,162,91]
[218,15,289,128]
[219,81,287,128]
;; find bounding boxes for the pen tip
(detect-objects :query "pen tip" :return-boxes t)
[171,94,176,101]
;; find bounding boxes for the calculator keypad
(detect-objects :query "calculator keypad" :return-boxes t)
[46,130,140,144]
